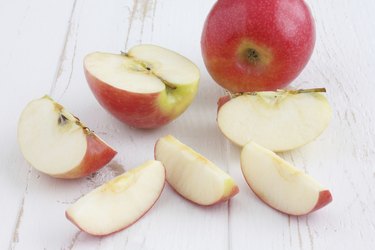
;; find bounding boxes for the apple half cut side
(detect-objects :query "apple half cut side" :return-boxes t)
[84,44,200,129]
[66,160,165,236]
[241,142,332,216]
[217,88,332,152]
[154,135,239,206]
[17,96,117,179]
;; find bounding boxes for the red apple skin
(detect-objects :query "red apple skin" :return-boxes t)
[241,166,332,216]
[201,0,315,92]
[153,139,239,206]
[84,68,171,129]
[53,134,117,179]
[309,190,333,214]
[217,95,231,112]
[65,170,166,236]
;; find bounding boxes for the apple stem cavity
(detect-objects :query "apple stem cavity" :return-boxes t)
[246,48,260,64]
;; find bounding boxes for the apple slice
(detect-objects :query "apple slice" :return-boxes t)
[217,89,332,152]
[241,142,332,216]
[66,160,165,236]
[84,44,200,129]
[154,135,239,206]
[17,96,116,179]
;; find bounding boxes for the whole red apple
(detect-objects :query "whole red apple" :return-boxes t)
[201,0,315,92]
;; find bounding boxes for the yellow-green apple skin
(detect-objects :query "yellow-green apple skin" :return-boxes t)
[84,45,200,129]
[155,135,239,206]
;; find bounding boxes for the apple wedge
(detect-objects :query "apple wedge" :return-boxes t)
[84,44,200,129]
[241,142,332,216]
[66,160,165,236]
[17,96,116,179]
[217,89,332,152]
[154,135,239,206]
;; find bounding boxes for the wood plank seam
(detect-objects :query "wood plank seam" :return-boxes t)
[49,0,79,99]
[7,167,32,250]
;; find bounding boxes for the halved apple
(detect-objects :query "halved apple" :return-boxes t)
[17,96,116,179]
[217,89,332,152]
[66,160,165,236]
[154,135,239,206]
[84,44,200,129]
[241,142,332,216]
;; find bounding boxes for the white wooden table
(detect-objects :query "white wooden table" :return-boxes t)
[1,0,375,249]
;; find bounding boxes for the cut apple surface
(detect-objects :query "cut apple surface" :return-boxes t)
[217,89,332,152]
[17,96,116,179]
[84,44,200,128]
[241,142,332,216]
[66,160,165,236]
[154,135,238,206]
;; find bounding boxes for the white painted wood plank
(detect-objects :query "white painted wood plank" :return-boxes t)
[68,1,230,249]
[0,1,77,249]
[229,0,375,249]
[1,0,375,249]
[9,0,229,249]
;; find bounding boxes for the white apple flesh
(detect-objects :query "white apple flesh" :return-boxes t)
[217,89,332,152]
[241,142,332,216]
[154,135,239,206]
[84,44,200,128]
[66,160,165,236]
[17,96,116,179]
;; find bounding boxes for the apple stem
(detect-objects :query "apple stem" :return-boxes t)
[226,88,327,98]
[285,88,326,94]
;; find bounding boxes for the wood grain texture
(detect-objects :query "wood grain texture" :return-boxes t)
[0,1,77,249]
[1,0,375,249]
